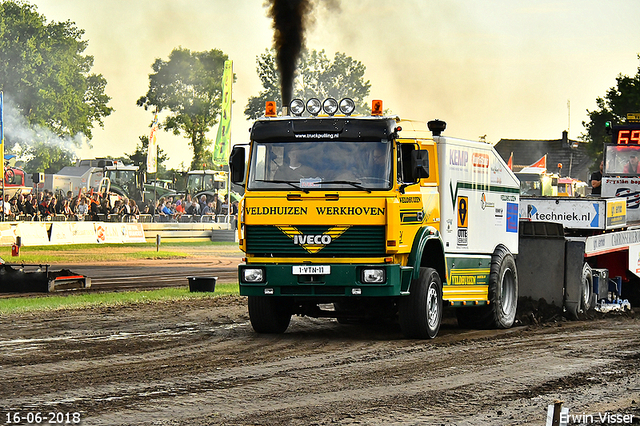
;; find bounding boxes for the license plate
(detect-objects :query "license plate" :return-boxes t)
[292,265,331,275]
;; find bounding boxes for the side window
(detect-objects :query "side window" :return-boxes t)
[397,144,416,184]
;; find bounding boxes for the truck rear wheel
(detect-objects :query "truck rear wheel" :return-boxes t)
[456,245,518,329]
[398,267,443,339]
[488,245,518,328]
[248,296,292,334]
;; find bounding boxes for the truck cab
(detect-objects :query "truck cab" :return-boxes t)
[230,99,520,338]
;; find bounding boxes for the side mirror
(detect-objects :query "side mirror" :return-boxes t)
[411,150,429,179]
[229,146,246,185]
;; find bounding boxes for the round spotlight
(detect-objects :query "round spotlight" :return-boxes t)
[322,98,339,116]
[339,98,356,116]
[306,98,322,116]
[289,99,305,116]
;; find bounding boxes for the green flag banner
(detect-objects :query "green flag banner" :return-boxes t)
[213,60,233,166]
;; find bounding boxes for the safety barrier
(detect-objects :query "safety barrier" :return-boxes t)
[0,221,236,246]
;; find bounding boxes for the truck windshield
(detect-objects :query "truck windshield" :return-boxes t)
[107,170,136,185]
[247,140,392,191]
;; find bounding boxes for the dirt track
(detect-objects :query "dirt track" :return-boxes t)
[1,296,639,426]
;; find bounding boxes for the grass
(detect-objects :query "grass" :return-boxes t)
[0,283,240,314]
[0,241,241,263]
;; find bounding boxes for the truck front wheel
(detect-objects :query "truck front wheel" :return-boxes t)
[248,296,292,334]
[399,267,443,339]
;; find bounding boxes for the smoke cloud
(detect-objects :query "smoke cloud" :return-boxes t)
[2,95,84,163]
[266,0,313,107]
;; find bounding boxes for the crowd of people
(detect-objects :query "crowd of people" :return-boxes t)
[152,192,238,223]
[0,189,239,224]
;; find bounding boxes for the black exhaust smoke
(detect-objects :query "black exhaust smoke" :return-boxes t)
[267,0,312,108]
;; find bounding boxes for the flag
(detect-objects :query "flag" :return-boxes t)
[147,110,159,174]
[507,152,513,170]
[528,154,547,169]
[213,60,233,166]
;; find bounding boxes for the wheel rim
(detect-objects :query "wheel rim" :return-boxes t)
[500,267,516,316]
[582,274,592,309]
[427,283,439,329]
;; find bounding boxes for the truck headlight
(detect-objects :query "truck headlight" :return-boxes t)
[362,268,385,284]
[243,268,265,283]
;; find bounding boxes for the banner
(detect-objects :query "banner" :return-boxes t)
[213,60,233,166]
[1,92,4,197]
[147,111,159,174]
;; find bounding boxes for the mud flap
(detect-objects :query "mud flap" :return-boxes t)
[517,222,566,307]
[564,240,586,319]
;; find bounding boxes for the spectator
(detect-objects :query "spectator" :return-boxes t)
[129,199,140,220]
[230,200,239,229]
[183,194,193,213]
[62,199,73,218]
[202,201,216,216]
[175,199,185,214]
[24,194,36,218]
[89,193,101,221]
[111,200,122,215]
[590,160,603,196]
[121,198,131,216]
[76,197,87,218]
[7,198,18,220]
[187,197,200,215]
[212,193,221,216]
[199,194,207,212]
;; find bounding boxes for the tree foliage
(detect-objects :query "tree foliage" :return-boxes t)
[582,55,640,163]
[245,49,371,119]
[23,142,74,174]
[137,47,232,170]
[0,1,113,150]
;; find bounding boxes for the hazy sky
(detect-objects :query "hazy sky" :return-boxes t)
[29,0,640,169]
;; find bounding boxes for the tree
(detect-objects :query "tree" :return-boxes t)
[0,1,113,151]
[126,135,169,176]
[582,55,640,163]
[23,142,74,174]
[137,47,232,170]
[245,49,371,119]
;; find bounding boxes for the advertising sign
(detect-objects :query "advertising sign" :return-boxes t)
[519,198,604,229]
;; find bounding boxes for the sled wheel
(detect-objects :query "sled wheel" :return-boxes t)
[581,263,593,312]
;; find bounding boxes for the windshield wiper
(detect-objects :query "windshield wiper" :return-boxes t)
[321,180,371,193]
[255,179,309,193]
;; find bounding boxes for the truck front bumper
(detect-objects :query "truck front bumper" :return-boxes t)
[239,263,413,297]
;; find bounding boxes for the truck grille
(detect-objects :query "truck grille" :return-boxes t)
[245,225,386,257]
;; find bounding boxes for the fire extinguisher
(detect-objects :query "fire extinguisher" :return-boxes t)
[11,236,21,257]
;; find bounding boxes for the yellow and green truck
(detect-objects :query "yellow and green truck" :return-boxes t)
[229,99,520,338]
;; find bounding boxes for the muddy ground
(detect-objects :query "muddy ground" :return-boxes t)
[1,295,639,426]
